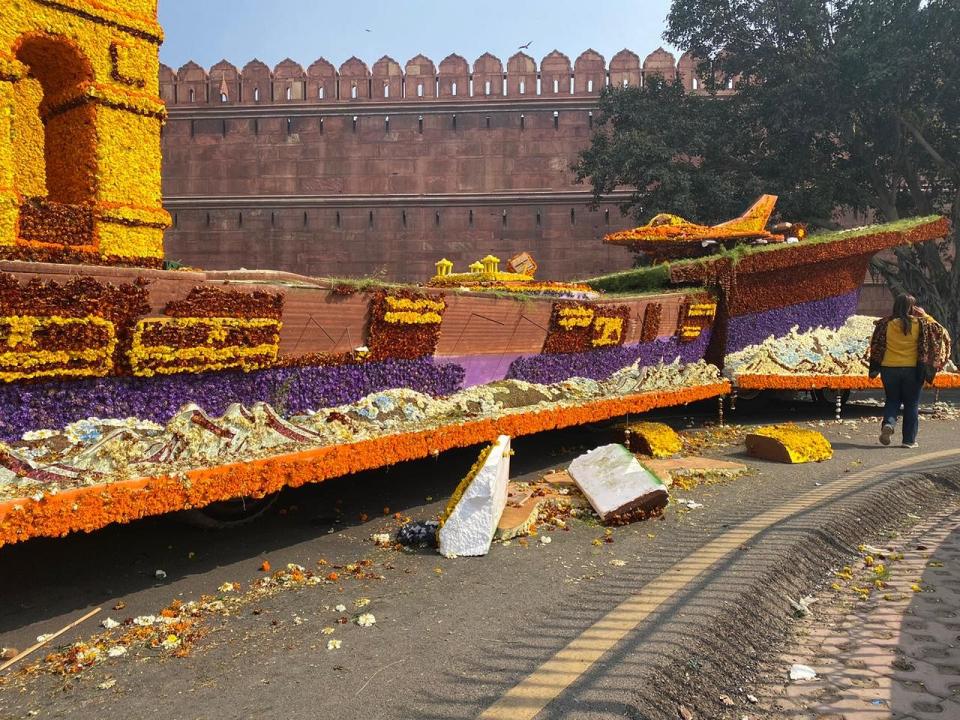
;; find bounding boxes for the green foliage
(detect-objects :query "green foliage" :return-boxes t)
[574,78,769,226]
[583,263,673,293]
[577,0,960,360]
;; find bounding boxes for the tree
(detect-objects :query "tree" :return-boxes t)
[576,0,960,360]
[575,78,764,226]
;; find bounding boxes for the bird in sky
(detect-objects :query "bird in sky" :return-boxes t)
[518,41,532,49]
[365,28,372,32]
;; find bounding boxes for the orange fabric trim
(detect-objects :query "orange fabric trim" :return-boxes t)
[0,382,730,546]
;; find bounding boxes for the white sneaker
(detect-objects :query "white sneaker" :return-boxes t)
[902,442,919,449]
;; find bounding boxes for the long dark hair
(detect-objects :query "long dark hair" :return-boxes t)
[892,294,916,335]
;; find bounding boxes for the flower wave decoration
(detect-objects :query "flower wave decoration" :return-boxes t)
[724,315,875,379]
[0,380,730,547]
[510,330,712,385]
[725,290,861,354]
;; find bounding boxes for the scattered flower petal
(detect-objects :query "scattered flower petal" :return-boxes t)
[355,613,376,627]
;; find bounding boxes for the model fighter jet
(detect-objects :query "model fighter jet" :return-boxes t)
[604,195,806,260]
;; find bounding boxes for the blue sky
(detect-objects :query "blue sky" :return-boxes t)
[158,0,676,72]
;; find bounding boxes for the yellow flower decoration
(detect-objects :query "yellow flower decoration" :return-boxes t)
[747,424,833,463]
[625,421,682,458]
[0,0,169,265]
[0,314,116,382]
[129,317,281,377]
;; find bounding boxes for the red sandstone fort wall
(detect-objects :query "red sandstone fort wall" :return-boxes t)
[161,48,725,280]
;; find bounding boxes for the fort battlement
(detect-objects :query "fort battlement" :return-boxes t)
[159,47,733,282]
[160,47,730,107]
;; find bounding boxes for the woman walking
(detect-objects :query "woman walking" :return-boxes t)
[868,294,950,448]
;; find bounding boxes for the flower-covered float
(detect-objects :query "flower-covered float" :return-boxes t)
[0,0,953,546]
[591,213,958,398]
[724,316,960,393]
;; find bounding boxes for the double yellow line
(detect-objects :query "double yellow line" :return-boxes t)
[480,449,960,719]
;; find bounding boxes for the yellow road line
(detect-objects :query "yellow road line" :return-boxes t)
[479,449,960,720]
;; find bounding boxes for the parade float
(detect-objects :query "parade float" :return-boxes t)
[0,0,954,547]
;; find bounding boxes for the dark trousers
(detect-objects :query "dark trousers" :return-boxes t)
[880,366,922,444]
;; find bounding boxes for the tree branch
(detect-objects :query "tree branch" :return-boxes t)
[897,112,958,176]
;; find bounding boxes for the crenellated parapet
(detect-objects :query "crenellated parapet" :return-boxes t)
[159,48,736,106]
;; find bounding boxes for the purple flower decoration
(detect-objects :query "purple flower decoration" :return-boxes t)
[726,289,860,354]
[0,358,465,441]
[507,331,712,385]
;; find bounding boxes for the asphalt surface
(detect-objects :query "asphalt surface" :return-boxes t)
[1,390,959,719]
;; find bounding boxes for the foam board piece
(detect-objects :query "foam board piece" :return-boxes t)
[568,444,668,521]
[439,435,511,557]
[644,456,749,487]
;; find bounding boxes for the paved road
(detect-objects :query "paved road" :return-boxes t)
[1,392,958,719]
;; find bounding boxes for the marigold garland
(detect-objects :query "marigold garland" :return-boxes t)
[735,372,960,391]
[0,381,730,546]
